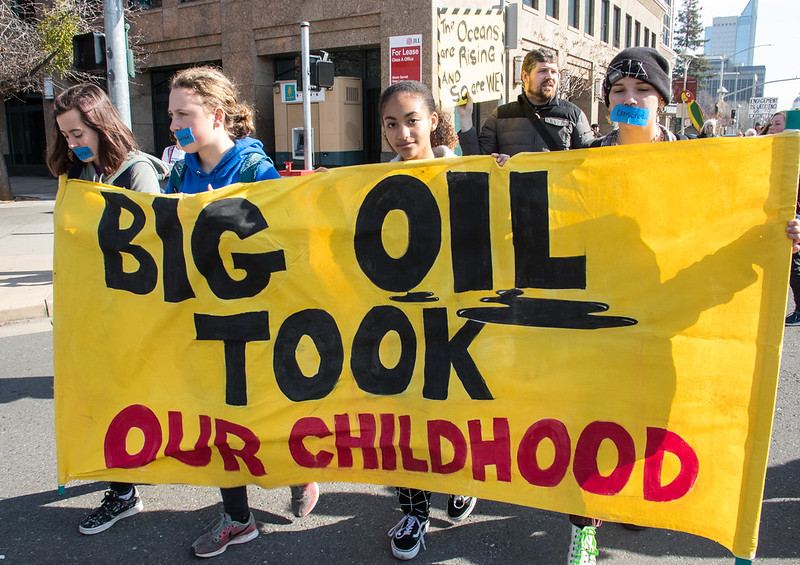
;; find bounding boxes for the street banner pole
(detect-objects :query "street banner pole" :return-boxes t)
[300,22,313,171]
[104,0,131,128]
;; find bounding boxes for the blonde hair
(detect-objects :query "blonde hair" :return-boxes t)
[170,66,255,139]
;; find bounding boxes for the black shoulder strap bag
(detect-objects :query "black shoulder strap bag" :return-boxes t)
[518,101,564,152]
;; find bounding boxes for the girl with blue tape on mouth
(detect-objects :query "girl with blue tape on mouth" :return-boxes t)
[593,47,679,147]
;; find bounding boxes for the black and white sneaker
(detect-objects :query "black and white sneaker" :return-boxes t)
[78,487,143,535]
[388,514,429,560]
[446,495,477,522]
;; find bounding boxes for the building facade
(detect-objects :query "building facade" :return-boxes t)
[4,0,676,172]
[704,0,758,66]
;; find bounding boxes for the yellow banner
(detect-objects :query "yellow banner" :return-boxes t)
[54,134,800,559]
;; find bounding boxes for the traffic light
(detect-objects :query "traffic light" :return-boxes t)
[297,52,335,90]
[731,109,736,120]
[73,32,106,73]
[311,58,335,89]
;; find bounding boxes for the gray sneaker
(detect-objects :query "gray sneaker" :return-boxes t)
[191,512,258,558]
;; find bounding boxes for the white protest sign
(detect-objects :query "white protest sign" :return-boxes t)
[748,97,778,122]
[437,8,504,107]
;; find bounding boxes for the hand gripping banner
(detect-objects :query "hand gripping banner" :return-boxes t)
[54,134,800,559]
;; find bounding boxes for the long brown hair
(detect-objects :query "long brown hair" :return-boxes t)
[47,84,138,176]
[170,66,255,140]
[379,80,458,151]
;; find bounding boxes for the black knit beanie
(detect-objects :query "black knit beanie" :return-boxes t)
[603,47,671,107]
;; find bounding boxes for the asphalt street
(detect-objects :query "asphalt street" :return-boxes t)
[1,316,798,564]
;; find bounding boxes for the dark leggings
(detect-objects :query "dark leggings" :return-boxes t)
[396,487,431,519]
[569,514,602,527]
[109,482,134,496]
[221,487,249,522]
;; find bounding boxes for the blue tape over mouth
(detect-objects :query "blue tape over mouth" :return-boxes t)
[610,105,650,127]
[175,127,196,146]
[72,146,95,160]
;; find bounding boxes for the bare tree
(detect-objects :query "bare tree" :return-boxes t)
[0,0,114,200]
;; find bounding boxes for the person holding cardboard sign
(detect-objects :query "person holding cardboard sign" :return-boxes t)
[456,48,593,160]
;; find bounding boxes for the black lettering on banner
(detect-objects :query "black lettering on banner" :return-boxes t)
[274,309,344,401]
[354,175,441,292]
[447,171,493,292]
[351,306,416,395]
[191,198,286,300]
[98,192,157,295]
[194,311,270,406]
[422,308,492,400]
[509,171,586,289]
[152,197,195,303]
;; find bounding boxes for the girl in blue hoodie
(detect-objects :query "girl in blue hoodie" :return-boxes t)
[166,66,319,558]
[166,66,280,193]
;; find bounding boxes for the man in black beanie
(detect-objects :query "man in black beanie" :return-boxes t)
[456,48,593,158]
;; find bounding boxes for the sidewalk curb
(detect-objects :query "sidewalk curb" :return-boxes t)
[0,298,50,324]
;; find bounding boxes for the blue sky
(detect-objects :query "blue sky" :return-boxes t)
[698,0,800,109]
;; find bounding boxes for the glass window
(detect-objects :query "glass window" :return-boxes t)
[613,6,621,48]
[634,20,641,46]
[585,0,595,36]
[625,14,632,48]
[568,0,579,28]
[600,0,609,43]
[523,0,540,8]
[547,0,559,18]
[644,26,649,47]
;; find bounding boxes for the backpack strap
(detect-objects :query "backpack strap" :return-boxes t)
[111,165,133,189]
[167,159,187,193]
[238,153,268,183]
[67,163,84,179]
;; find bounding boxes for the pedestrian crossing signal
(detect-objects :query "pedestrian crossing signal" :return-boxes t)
[73,33,106,73]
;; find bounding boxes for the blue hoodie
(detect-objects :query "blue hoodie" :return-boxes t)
[177,137,280,194]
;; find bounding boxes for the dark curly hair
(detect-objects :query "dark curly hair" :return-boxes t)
[379,81,458,151]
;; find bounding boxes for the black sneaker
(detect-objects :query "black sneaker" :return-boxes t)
[446,495,476,522]
[786,310,800,326]
[388,514,429,560]
[78,487,143,535]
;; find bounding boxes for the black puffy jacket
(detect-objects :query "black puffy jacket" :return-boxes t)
[458,94,593,155]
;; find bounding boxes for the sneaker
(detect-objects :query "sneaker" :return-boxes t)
[388,514,429,560]
[191,512,258,558]
[568,524,598,565]
[290,483,319,518]
[786,310,800,326]
[78,487,143,535]
[446,495,477,522]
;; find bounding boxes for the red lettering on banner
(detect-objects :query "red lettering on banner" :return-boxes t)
[215,418,267,476]
[428,419,467,474]
[288,417,334,468]
[399,414,429,472]
[517,418,571,487]
[379,413,397,470]
[643,427,699,502]
[105,404,162,468]
[334,413,379,469]
[105,406,266,474]
[573,421,636,495]
[165,411,212,466]
[468,418,511,482]
[102,407,699,506]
